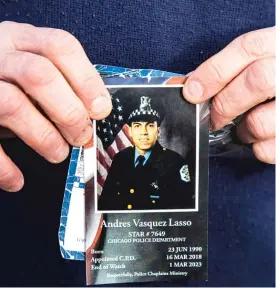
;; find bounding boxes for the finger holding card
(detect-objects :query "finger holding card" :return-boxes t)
[182,27,275,164]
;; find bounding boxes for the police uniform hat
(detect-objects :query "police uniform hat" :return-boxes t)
[127,95,165,126]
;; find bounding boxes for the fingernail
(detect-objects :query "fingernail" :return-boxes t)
[184,80,204,100]
[90,94,112,115]
[51,143,69,163]
[8,178,24,192]
[74,125,93,146]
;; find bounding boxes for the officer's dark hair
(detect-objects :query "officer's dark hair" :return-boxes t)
[127,116,162,127]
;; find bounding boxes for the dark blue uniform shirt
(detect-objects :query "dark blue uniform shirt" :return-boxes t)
[0,0,275,286]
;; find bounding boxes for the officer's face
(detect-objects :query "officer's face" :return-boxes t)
[129,121,160,154]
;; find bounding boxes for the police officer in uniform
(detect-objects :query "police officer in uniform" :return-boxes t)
[98,95,194,211]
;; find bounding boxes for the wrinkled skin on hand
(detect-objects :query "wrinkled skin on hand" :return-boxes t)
[183,27,275,164]
[0,21,112,192]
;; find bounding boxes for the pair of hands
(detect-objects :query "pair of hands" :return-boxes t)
[0,21,275,192]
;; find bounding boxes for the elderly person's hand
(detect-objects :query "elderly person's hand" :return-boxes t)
[0,21,112,192]
[183,27,275,164]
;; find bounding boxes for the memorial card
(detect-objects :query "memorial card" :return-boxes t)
[85,77,209,285]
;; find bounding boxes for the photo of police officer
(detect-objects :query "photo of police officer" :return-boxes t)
[97,87,196,212]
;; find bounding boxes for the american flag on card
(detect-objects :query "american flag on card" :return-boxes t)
[96,95,133,193]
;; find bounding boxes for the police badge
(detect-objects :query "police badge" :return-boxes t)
[180,165,191,182]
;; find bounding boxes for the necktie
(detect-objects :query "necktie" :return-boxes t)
[135,155,145,169]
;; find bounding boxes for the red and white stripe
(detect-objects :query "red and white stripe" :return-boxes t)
[96,125,133,194]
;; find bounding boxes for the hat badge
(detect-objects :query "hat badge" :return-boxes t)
[128,95,160,121]
[140,96,152,112]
